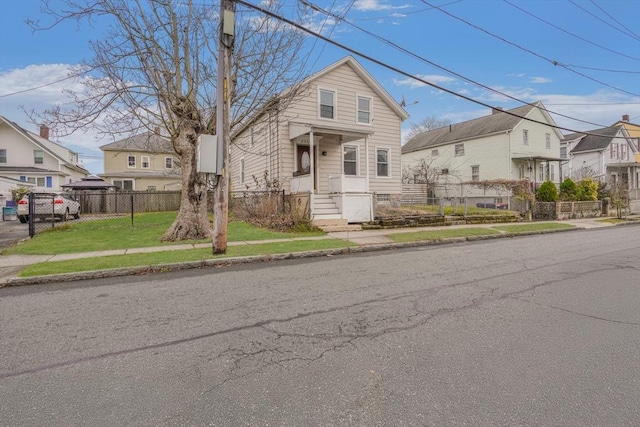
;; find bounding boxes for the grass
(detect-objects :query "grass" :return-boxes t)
[492,223,575,233]
[387,227,502,243]
[3,211,325,255]
[18,239,356,277]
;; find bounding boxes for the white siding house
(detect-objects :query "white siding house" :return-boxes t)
[229,56,409,224]
[401,102,564,198]
[0,116,89,193]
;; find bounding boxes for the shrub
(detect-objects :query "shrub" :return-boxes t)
[577,177,598,201]
[536,180,558,202]
[559,178,578,200]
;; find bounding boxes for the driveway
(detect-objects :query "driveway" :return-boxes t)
[0,219,28,250]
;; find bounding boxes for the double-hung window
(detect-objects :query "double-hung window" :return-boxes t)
[523,129,529,146]
[34,150,44,164]
[545,133,551,149]
[376,148,389,177]
[141,155,150,169]
[114,179,134,190]
[471,165,480,181]
[319,89,335,119]
[454,143,465,156]
[128,155,136,168]
[0,149,6,163]
[165,157,173,169]
[343,145,357,175]
[357,96,371,124]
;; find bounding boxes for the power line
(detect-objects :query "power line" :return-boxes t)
[300,0,614,129]
[503,0,640,62]
[572,0,640,42]
[234,0,635,140]
[0,73,82,98]
[418,0,640,98]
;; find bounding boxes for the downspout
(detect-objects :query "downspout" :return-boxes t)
[309,130,315,219]
[507,130,512,210]
[365,136,371,222]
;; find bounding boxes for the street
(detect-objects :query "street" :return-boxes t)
[1,225,639,426]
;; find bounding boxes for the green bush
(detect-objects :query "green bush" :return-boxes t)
[536,180,558,202]
[577,177,598,201]
[559,178,578,200]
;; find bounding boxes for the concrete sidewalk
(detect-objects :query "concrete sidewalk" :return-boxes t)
[0,216,633,286]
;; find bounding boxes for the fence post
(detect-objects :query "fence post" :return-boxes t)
[131,193,134,225]
[282,190,285,214]
[28,192,35,237]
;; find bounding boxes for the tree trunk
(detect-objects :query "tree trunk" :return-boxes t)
[162,131,212,241]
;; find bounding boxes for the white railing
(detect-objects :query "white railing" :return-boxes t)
[290,174,312,193]
[328,175,367,193]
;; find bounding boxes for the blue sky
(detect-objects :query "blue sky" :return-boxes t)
[1,0,639,173]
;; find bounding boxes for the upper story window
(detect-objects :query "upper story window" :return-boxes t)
[431,149,439,156]
[560,146,567,159]
[454,143,465,156]
[621,144,628,160]
[34,150,44,164]
[471,165,480,181]
[343,145,357,175]
[141,155,150,169]
[545,133,551,149]
[357,96,372,124]
[319,89,335,120]
[610,143,617,159]
[523,129,529,146]
[128,155,136,168]
[376,148,389,177]
[441,168,449,175]
[0,149,6,163]
[165,157,173,169]
[240,158,245,184]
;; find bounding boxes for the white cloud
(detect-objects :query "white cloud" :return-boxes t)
[393,74,456,88]
[531,77,552,84]
[353,0,411,12]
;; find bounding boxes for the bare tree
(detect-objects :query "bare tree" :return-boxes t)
[404,116,451,143]
[28,0,308,241]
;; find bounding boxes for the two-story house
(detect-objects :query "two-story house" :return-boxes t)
[229,56,409,224]
[0,115,89,193]
[613,114,640,163]
[401,102,564,199]
[99,131,181,191]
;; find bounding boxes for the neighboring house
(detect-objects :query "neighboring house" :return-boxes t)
[0,175,36,207]
[99,131,181,191]
[229,56,409,224]
[0,115,89,192]
[401,102,564,199]
[561,125,639,211]
[612,114,640,163]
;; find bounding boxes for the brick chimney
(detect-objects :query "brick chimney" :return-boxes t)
[622,114,629,122]
[39,125,50,140]
[492,107,503,115]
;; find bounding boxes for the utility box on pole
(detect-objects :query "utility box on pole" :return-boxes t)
[197,134,219,174]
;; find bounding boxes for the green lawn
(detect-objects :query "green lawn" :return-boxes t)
[491,223,575,233]
[3,212,325,255]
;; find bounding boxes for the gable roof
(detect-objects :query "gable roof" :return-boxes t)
[0,116,89,175]
[562,125,627,153]
[233,56,409,137]
[100,132,174,153]
[402,102,559,154]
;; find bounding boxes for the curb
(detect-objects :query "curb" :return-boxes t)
[0,226,586,288]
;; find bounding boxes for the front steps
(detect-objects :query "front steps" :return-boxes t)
[311,194,361,232]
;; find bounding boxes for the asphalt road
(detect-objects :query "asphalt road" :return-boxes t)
[0,219,28,250]
[1,225,639,426]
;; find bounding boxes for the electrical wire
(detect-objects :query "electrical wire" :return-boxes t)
[572,0,640,42]
[0,73,83,98]
[234,0,635,140]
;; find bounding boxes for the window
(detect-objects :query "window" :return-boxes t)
[454,143,465,156]
[376,148,389,177]
[141,156,150,169]
[560,146,567,159]
[357,96,371,124]
[0,149,6,163]
[114,179,134,190]
[46,176,52,188]
[147,186,156,191]
[441,168,449,175]
[621,144,628,160]
[165,157,173,169]
[471,165,480,181]
[539,164,544,181]
[523,129,529,146]
[431,149,439,156]
[26,177,36,184]
[240,158,245,184]
[610,144,616,159]
[319,89,335,119]
[343,145,357,175]
[518,164,525,179]
[36,177,45,187]
[545,133,551,149]
[549,164,555,181]
[128,155,136,168]
[34,150,44,164]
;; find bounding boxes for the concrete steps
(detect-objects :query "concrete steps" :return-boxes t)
[312,218,362,232]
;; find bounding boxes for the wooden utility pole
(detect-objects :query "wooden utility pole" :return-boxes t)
[213,0,235,254]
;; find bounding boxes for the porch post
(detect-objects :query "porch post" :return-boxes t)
[310,130,315,193]
[364,136,370,190]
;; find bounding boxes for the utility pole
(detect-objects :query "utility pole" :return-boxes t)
[213,0,235,254]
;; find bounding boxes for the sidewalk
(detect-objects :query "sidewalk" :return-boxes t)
[0,217,633,286]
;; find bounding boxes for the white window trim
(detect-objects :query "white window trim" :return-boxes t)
[318,87,337,121]
[141,155,150,169]
[454,143,465,156]
[471,165,480,182]
[375,146,391,178]
[545,133,551,149]
[127,155,136,169]
[34,149,44,165]
[356,94,372,125]
[0,148,7,163]
[113,179,135,190]
[343,144,359,176]
[523,129,529,146]
[165,157,173,169]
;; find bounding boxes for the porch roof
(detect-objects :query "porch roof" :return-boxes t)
[289,121,373,143]
[511,155,565,162]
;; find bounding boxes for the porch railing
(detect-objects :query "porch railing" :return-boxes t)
[328,175,367,193]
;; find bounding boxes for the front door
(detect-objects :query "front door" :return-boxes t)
[296,145,317,190]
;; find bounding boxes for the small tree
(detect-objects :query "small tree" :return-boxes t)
[536,180,558,202]
[576,177,598,201]
[11,186,31,203]
[559,178,578,201]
